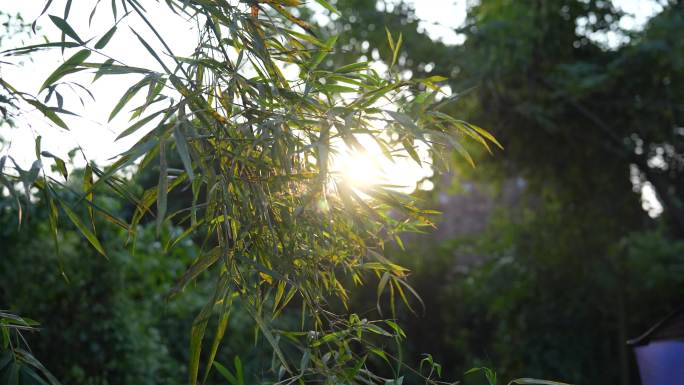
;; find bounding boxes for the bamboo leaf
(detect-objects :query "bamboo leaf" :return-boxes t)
[201,308,231,385]
[40,151,68,180]
[48,15,84,44]
[213,362,239,385]
[309,35,337,72]
[401,138,422,166]
[385,27,395,53]
[2,41,81,55]
[88,60,153,81]
[335,61,369,73]
[40,49,91,92]
[157,136,168,235]
[464,121,504,149]
[129,27,172,73]
[392,32,403,67]
[116,108,167,140]
[170,248,221,297]
[84,164,95,231]
[189,301,212,385]
[94,25,117,49]
[25,100,69,130]
[376,272,390,315]
[234,356,244,385]
[386,110,421,134]
[248,307,292,374]
[60,201,107,258]
[109,76,151,121]
[173,121,194,180]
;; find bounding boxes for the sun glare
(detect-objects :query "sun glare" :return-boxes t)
[336,149,385,188]
[331,135,434,195]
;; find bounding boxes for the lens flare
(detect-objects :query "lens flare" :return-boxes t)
[331,135,433,194]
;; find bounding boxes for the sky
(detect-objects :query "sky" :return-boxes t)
[0,0,666,203]
[2,1,198,169]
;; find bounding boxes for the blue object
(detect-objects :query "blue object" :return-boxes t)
[634,340,684,385]
[628,306,684,385]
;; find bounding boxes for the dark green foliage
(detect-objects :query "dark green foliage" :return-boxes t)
[0,180,196,385]
[388,206,684,384]
[323,1,684,383]
[0,169,285,385]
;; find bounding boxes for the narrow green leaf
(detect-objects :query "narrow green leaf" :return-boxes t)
[447,136,475,168]
[318,84,357,94]
[60,201,107,258]
[92,59,114,81]
[34,135,42,159]
[6,362,19,385]
[213,362,239,385]
[248,307,292,374]
[40,49,90,92]
[423,75,448,83]
[63,0,73,20]
[376,272,390,315]
[234,356,244,385]
[272,280,286,318]
[309,35,338,72]
[115,109,166,140]
[201,308,231,385]
[94,26,117,49]
[88,0,102,26]
[369,347,390,365]
[385,27,395,53]
[170,248,221,297]
[387,110,421,134]
[392,32,403,67]
[48,15,83,44]
[33,0,54,32]
[189,303,212,385]
[47,197,60,256]
[156,136,168,235]
[173,121,194,180]
[19,367,49,385]
[401,138,422,166]
[188,276,225,385]
[25,100,68,130]
[464,121,504,149]
[109,76,150,121]
[129,27,172,73]
[40,151,68,180]
[335,61,369,73]
[2,42,81,55]
[83,164,95,231]
[14,349,61,385]
[111,0,117,20]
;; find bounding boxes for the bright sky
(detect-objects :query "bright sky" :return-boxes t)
[0,0,665,199]
[2,1,198,169]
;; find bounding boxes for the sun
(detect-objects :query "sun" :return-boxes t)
[331,135,434,194]
[336,148,385,188]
